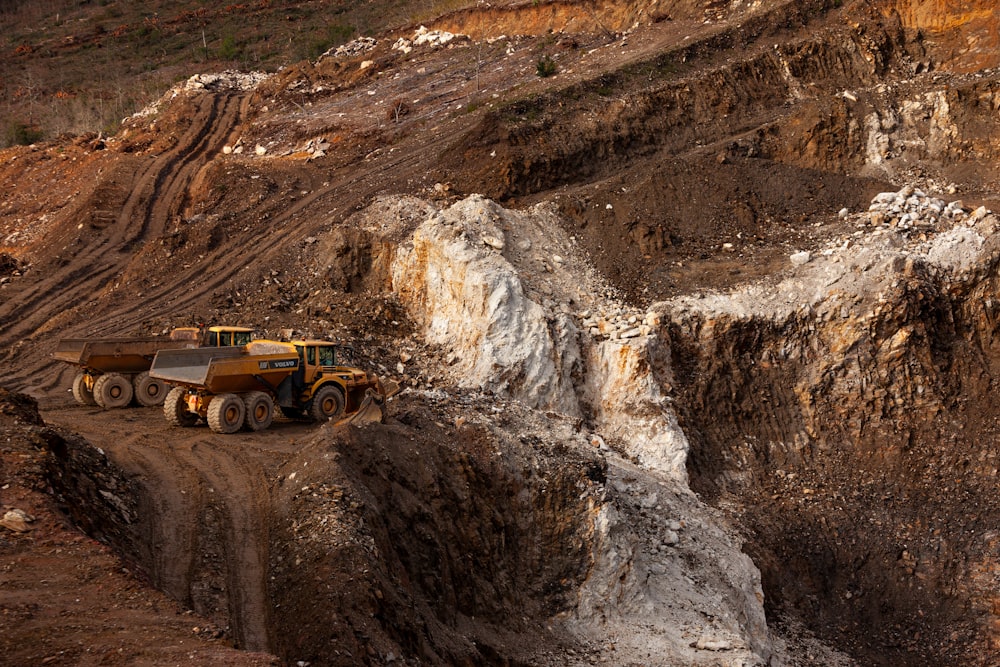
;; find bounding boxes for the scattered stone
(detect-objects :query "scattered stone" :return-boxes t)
[322,37,377,59]
[695,637,733,651]
[183,70,270,92]
[790,251,811,266]
[1,508,34,532]
[865,187,972,233]
[482,235,505,250]
[411,26,465,48]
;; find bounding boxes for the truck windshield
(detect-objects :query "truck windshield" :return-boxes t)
[317,346,335,366]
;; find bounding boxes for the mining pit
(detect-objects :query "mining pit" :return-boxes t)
[3,0,1000,665]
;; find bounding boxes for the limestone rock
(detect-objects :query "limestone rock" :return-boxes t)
[1,508,34,532]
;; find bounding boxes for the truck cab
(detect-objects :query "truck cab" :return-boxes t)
[167,325,255,347]
[205,326,255,347]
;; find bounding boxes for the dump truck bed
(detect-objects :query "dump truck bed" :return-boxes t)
[53,337,197,374]
[151,347,300,394]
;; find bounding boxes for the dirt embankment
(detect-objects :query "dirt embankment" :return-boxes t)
[33,389,611,666]
[268,402,605,665]
[0,389,278,666]
[3,0,1000,665]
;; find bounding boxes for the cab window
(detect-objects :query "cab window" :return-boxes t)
[234,331,253,346]
[317,346,335,367]
[306,346,316,365]
[208,331,219,346]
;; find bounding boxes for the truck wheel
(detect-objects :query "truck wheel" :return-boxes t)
[242,392,274,431]
[164,387,198,427]
[72,372,97,406]
[208,393,245,434]
[309,385,345,422]
[133,371,168,407]
[93,373,133,409]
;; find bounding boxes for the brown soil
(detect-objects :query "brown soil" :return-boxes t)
[2,0,1000,665]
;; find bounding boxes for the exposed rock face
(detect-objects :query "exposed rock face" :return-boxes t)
[387,194,693,479]
[378,194,775,664]
[663,202,1000,663]
[390,195,583,415]
[371,186,1000,663]
[583,338,690,480]
[777,77,1000,181]
[891,0,1000,71]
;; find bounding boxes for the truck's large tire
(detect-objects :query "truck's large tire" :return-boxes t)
[164,387,198,427]
[72,372,96,406]
[133,371,168,407]
[242,391,274,431]
[207,393,245,434]
[93,373,133,409]
[309,385,345,422]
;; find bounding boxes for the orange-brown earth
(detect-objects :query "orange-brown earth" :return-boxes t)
[3,0,1000,665]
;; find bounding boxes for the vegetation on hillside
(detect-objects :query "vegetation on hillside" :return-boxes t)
[0,0,474,147]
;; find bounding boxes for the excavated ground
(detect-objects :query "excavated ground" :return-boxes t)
[3,0,1000,665]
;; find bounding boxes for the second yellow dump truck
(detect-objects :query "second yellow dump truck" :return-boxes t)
[149,339,396,434]
[54,326,255,409]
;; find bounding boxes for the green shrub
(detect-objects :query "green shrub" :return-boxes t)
[4,121,43,147]
[299,23,355,61]
[536,55,557,78]
[218,33,241,60]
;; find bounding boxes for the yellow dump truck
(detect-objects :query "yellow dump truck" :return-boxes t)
[54,326,255,409]
[150,339,395,434]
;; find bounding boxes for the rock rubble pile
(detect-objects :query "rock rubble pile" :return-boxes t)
[392,26,467,54]
[321,37,377,59]
[578,308,661,341]
[183,70,271,92]
[863,185,989,232]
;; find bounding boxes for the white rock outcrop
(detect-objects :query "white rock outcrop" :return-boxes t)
[354,193,818,666]
[390,195,582,415]
[385,195,693,479]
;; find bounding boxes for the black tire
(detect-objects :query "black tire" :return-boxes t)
[133,371,168,407]
[164,387,198,427]
[72,372,96,406]
[242,391,274,432]
[207,393,245,434]
[309,385,345,422]
[93,373,133,409]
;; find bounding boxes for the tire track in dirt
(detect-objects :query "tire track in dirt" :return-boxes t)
[119,441,203,608]
[53,408,284,652]
[169,441,274,652]
[57,127,447,339]
[0,93,246,347]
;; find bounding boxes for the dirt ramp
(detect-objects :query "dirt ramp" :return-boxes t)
[2,390,277,666]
